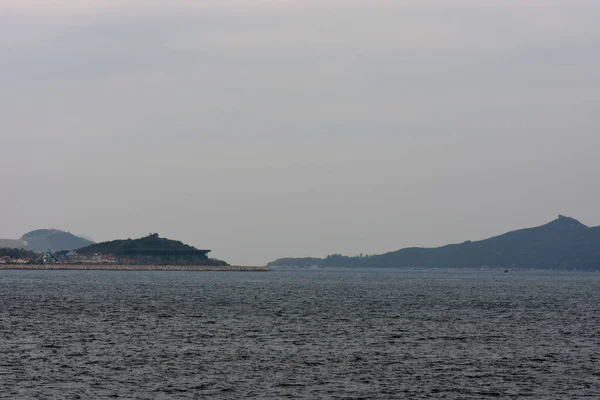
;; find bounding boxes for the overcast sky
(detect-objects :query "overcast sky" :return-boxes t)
[1,1,599,264]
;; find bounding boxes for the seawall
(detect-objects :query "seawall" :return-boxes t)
[0,264,270,271]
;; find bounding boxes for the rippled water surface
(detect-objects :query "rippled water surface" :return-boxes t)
[1,269,600,399]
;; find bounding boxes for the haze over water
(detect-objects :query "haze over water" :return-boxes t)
[2,269,599,399]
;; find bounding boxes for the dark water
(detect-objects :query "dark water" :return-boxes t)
[1,269,600,399]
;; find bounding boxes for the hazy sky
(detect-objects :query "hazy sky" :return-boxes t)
[2,1,600,264]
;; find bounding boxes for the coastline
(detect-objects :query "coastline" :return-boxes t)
[0,264,270,272]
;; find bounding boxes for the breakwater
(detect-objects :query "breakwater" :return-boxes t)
[0,264,270,271]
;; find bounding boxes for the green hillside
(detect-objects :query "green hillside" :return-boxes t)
[76,233,227,266]
[77,233,203,255]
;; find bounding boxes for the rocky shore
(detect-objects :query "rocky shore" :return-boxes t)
[0,264,270,272]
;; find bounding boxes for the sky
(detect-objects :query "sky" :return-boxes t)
[1,0,600,264]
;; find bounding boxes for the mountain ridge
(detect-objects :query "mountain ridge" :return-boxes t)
[268,216,600,270]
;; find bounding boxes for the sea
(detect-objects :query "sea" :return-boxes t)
[1,269,599,399]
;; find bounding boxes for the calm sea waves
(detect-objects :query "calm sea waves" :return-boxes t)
[1,269,599,399]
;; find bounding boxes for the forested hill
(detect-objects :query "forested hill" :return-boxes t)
[268,216,600,270]
[76,233,206,255]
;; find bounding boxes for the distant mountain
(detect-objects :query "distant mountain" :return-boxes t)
[268,216,600,270]
[0,239,26,249]
[0,229,94,253]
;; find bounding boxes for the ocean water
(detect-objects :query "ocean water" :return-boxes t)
[1,269,599,399]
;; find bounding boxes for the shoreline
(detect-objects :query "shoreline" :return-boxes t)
[0,264,270,272]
